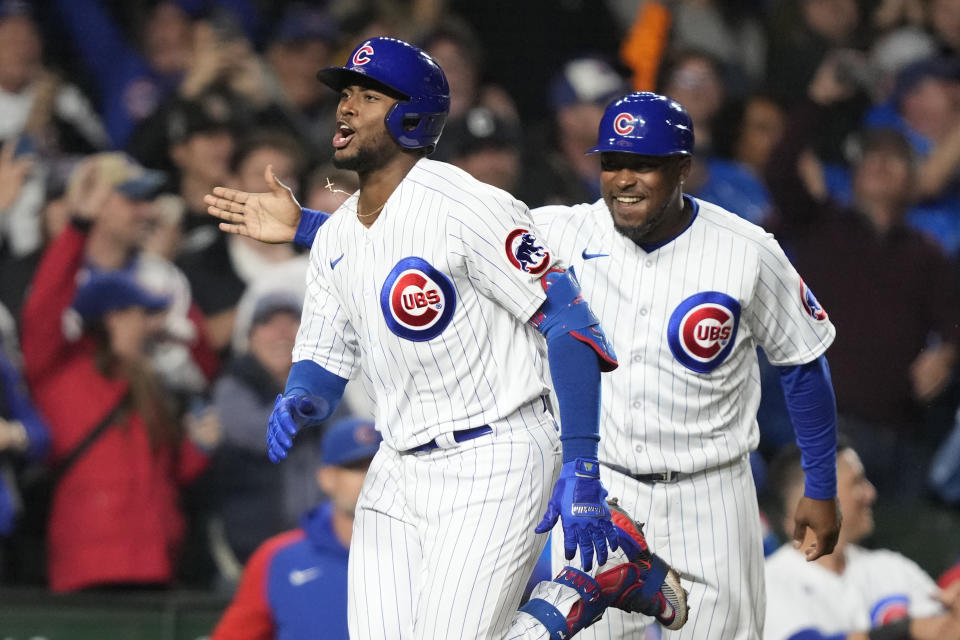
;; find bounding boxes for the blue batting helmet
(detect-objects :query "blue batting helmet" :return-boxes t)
[317,37,450,151]
[587,92,694,157]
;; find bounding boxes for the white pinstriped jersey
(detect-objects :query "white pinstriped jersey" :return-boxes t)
[293,158,558,451]
[533,196,836,475]
[765,544,943,640]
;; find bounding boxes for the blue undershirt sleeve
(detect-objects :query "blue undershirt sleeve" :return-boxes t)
[777,355,838,500]
[546,331,601,462]
[294,208,331,249]
[284,360,348,416]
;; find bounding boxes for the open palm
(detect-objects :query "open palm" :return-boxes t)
[204,164,303,244]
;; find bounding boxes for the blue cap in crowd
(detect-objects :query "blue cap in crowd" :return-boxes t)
[72,271,171,324]
[271,3,339,45]
[892,56,960,106]
[321,416,381,467]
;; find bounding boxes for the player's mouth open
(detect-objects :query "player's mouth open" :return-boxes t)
[333,124,355,149]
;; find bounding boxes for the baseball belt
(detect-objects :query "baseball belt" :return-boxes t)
[403,425,493,454]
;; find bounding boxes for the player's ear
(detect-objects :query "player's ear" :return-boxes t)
[677,157,693,183]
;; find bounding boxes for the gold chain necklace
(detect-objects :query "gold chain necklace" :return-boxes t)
[356,198,387,221]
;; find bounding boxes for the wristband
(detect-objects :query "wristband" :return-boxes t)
[867,618,911,640]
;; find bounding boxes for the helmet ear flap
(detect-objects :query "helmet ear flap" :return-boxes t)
[386,102,448,151]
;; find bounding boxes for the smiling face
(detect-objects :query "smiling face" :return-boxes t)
[600,152,691,244]
[331,83,403,174]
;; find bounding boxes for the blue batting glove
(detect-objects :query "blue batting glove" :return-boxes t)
[267,394,329,463]
[535,458,619,571]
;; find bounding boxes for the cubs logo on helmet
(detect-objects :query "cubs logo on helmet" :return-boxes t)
[505,228,551,275]
[800,278,828,321]
[380,257,456,342]
[352,42,374,66]
[668,292,741,373]
[613,113,637,135]
[870,595,910,627]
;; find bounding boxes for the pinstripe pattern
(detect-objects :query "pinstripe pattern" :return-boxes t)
[347,415,561,640]
[535,196,835,639]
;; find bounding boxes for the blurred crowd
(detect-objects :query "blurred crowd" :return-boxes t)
[0,0,958,607]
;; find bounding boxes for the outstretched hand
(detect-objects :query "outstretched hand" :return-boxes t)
[792,495,842,561]
[204,164,303,244]
[535,458,619,571]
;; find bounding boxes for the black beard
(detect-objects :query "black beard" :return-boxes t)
[609,196,672,245]
[332,128,396,173]
[333,146,382,173]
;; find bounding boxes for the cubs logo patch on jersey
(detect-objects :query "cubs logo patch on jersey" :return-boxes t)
[800,278,828,321]
[380,257,456,342]
[668,292,741,373]
[870,594,910,626]
[505,228,550,275]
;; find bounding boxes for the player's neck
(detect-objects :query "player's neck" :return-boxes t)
[355,154,419,227]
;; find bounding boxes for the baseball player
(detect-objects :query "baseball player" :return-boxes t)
[764,441,956,640]
[205,39,686,640]
[530,92,842,639]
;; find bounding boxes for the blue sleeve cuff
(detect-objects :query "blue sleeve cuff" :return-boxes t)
[285,360,348,408]
[294,208,330,248]
[546,332,601,462]
[778,355,838,500]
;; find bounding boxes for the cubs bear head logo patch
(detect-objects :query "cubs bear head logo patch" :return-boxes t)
[667,292,741,373]
[800,278,828,321]
[380,257,456,342]
[505,228,550,275]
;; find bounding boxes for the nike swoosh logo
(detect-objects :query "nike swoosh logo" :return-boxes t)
[582,250,609,260]
[330,253,344,269]
[289,567,322,586]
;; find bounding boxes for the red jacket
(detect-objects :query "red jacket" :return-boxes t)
[22,223,209,592]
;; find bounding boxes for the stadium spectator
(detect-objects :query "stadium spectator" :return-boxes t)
[178,126,309,352]
[261,3,341,166]
[60,153,217,394]
[209,289,321,573]
[21,261,217,591]
[690,92,785,225]
[420,17,518,121]
[657,48,728,192]
[211,415,380,640]
[436,105,523,196]
[765,54,960,500]
[51,0,194,146]
[667,0,768,89]
[764,440,960,640]
[523,55,627,206]
[0,300,49,583]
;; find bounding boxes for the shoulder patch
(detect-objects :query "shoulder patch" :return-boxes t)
[870,594,909,627]
[668,292,741,373]
[800,278,828,321]
[505,228,551,275]
[380,257,456,342]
